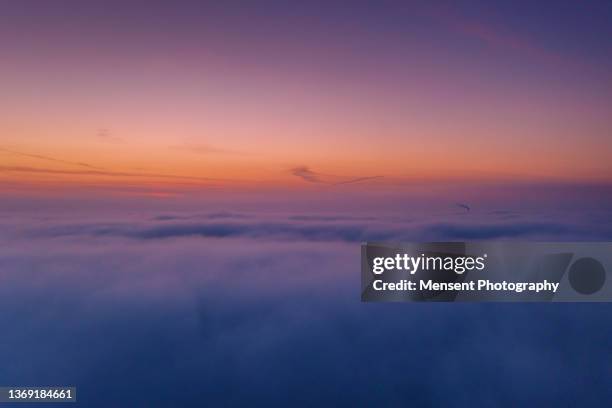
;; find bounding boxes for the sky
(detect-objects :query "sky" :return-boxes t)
[1,0,612,197]
[1,2,612,406]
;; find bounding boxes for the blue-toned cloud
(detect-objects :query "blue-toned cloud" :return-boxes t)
[24,217,612,242]
[1,222,611,406]
[1,207,612,406]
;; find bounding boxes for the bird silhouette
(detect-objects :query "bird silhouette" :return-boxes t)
[456,203,471,212]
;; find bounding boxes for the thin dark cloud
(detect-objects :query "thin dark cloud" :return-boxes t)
[333,176,383,185]
[291,166,323,183]
[0,165,225,183]
[290,166,382,186]
[0,147,103,170]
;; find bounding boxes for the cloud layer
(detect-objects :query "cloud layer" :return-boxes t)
[24,212,612,242]
[1,205,611,406]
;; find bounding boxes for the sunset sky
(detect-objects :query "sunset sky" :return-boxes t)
[2,3,612,406]
[1,1,611,195]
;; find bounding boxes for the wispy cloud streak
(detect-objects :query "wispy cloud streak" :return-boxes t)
[0,147,103,170]
[290,166,382,186]
[0,166,226,183]
[291,166,323,183]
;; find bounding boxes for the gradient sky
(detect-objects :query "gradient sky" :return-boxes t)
[2,4,612,405]
[1,0,611,195]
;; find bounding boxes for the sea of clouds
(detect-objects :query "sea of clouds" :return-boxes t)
[0,196,611,406]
